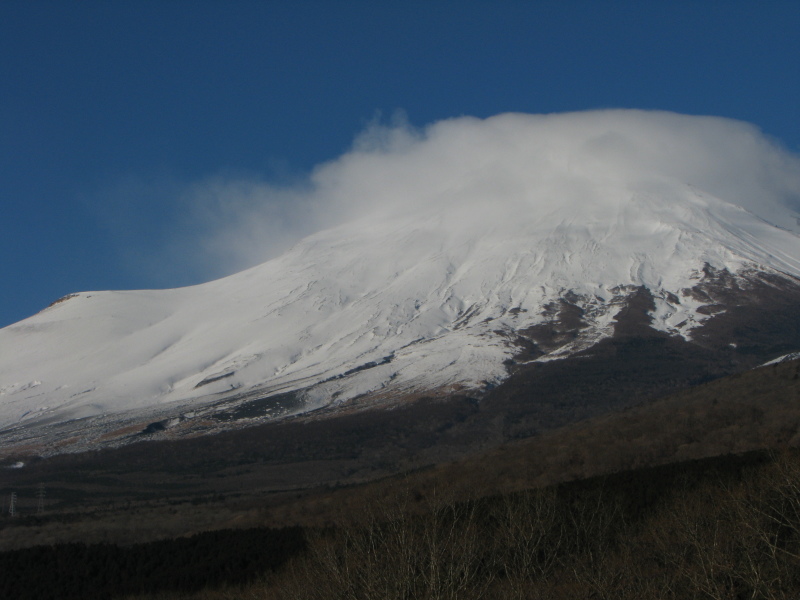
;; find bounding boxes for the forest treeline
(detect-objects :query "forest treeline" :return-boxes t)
[0,526,305,600]
[3,449,800,599]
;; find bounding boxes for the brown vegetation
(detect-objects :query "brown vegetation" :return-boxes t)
[258,357,800,528]
[110,449,800,599]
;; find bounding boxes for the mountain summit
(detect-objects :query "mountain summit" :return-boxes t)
[3,110,800,454]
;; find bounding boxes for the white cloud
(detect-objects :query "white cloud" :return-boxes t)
[110,110,800,286]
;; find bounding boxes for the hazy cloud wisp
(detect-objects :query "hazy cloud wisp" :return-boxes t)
[113,110,800,287]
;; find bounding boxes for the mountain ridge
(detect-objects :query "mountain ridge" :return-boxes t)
[2,110,800,454]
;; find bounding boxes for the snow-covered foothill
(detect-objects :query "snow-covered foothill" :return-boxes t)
[761,352,800,367]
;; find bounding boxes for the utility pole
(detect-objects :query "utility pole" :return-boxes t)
[9,492,17,517]
[36,484,46,515]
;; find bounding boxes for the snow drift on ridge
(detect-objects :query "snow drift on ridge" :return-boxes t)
[2,110,800,433]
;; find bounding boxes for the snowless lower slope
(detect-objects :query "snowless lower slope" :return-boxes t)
[2,111,800,439]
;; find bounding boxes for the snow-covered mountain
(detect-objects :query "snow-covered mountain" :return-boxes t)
[3,110,800,454]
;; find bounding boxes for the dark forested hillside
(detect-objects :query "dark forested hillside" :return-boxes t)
[3,450,800,599]
[0,526,305,600]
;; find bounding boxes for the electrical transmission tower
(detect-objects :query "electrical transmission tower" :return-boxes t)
[37,484,46,515]
[9,492,17,517]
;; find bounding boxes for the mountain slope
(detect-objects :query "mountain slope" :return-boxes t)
[2,110,800,452]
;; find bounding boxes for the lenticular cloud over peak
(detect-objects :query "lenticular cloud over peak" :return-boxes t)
[179,110,800,279]
[308,110,800,232]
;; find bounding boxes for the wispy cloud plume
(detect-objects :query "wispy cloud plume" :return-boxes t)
[102,110,800,287]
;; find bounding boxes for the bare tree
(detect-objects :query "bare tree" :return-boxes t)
[281,486,491,600]
[490,487,564,599]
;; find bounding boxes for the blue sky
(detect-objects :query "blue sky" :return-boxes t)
[2,1,799,328]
